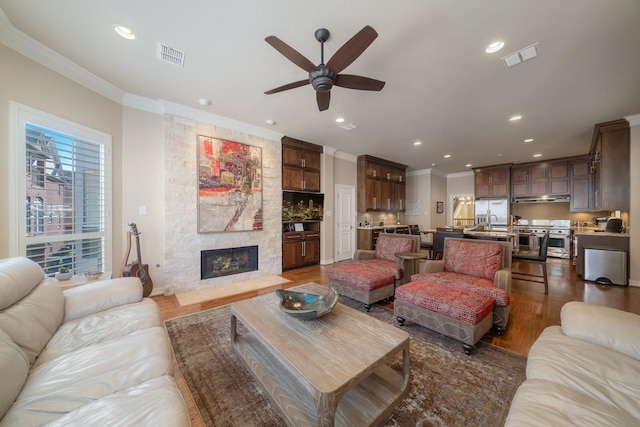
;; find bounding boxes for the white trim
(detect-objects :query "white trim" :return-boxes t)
[447,170,474,178]
[625,114,640,127]
[323,146,337,156]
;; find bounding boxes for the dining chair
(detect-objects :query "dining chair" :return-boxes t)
[512,230,550,294]
[409,225,434,259]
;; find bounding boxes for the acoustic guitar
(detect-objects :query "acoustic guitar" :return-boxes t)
[122,223,153,297]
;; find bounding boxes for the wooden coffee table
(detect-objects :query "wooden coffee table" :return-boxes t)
[230,282,410,427]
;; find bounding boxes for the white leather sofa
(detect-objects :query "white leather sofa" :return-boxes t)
[0,257,190,426]
[505,301,640,426]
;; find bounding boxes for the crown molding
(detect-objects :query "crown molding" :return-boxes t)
[447,170,474,178]
[334,151,357,162]
[0,14,124,104]
[625,113,640,127]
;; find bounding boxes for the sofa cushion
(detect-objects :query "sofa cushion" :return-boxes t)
[0,329,30,419]
[443,239,503,281]
[561,301,640,361]
[506,379,638,427]
[34,298,162,368]
[0,326,173,426]
[328,264,394,291]
[41,376,190,427]
[526,326,640,420]
[0,257,45,311]
[350,259,403,280]
[374,235,414,262]
[411,271,510,307]
[63,277,143,323]
[0,281,64,365]
[395,281,494,325]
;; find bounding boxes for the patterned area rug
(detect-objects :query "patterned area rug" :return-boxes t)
[165,293,526,427]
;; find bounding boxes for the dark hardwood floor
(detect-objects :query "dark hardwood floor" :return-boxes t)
[153,257,640,427]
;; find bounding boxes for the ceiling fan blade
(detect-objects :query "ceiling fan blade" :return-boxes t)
[317,91,330,111]
[265,36,317,72]
[326,25,378,74]
[334,74,385,91]
[264,79,310,95]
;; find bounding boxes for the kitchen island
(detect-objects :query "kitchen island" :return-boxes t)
[574,230,629,284]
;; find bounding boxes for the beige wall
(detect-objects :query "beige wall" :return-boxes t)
[0,45,123,265]
[121,107,165,283]
[629,116,639,286]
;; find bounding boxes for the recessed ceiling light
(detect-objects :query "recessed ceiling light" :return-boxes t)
[413,141,422,146]
[335,117,345,123]
[497,154,503,157]
[431,163,437,167]
[466,164,472,167]
[265,119,276,126]
[533,153,542,157]
[509,115,522,121]
[524,138,534,143]
[443,154,451,158]
[113,25,136,40]
[485,41,504,54]
[198,98,211,106]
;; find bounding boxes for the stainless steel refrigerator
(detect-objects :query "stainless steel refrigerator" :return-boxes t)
[474,198,509,226]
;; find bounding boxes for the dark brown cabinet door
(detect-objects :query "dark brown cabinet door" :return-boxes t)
[570,157,593,212]
[303,170,320,192]
[282,166,304,191]
[475,166,510,198]
[282,236,303,270]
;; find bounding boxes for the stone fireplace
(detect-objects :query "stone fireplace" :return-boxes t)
[201,246,258,279]
[163,113,282,295]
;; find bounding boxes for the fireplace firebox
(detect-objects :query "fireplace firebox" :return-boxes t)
[201,245,258,280]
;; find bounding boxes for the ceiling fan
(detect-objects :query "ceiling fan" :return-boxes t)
[264,25,385,111]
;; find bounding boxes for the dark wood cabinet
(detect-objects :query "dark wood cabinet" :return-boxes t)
[474,165,510,198]
[591,119,630,211]
[357,228,381,250]
[282,225,321,270]
[357,155,407,212]
[570,156,593,212]
[282,137,322,192]
[511,161,570,198]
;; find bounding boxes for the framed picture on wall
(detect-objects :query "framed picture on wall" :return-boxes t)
[436,201,444,214]
[197,134,263,233]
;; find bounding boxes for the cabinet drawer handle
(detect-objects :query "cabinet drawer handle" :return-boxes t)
[306,233,319,237]
[286,235,300,239]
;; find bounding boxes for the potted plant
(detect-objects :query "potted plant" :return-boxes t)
[55,266,73,281]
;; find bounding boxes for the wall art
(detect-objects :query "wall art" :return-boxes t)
[197,135,262,233]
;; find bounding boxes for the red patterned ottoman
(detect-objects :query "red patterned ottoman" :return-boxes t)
[394,280,494,354]
[328,263,395,311]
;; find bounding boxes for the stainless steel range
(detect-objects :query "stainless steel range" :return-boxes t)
[517,219,572,259]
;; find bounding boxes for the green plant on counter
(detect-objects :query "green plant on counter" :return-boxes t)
[58,266,70,274]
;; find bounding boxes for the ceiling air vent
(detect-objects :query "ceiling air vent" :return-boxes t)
[157,43,185,67]
[501,43,539,68]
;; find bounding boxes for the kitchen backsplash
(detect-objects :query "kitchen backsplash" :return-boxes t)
[511,203,627,226]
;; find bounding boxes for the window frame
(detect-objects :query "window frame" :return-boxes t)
[9,102,113,272]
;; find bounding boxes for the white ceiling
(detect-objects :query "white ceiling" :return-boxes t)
[2,0,640,173]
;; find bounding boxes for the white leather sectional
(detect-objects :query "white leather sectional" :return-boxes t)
[0,257,190,426]
[506,301,640,426]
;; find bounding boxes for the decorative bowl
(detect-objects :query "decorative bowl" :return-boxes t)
[276,288,339,320]
[55,272,73,281]
[84,271,102,280]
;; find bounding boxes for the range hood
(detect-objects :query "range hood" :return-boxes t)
[512,195,571,204]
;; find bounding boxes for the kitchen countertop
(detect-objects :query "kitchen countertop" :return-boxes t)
[574,230,629,237]
[357,224,410,230]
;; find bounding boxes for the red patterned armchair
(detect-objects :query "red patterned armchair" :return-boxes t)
[351,233,421,286]
[410,238,512,334]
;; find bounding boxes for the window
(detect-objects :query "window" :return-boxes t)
[10,103,112,276]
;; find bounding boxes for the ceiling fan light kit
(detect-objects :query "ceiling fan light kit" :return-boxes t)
[264,25,385,111]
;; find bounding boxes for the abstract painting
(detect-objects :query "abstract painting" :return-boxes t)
[197,135,262,233]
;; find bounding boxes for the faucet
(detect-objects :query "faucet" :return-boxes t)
[487,214,499,231]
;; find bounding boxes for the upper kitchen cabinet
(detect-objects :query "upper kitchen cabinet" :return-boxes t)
[474,165,510,198]
[511,163,548,197]
[569,156,593,212]
[591,119,630,211]
[511,160,570,198]
[282,136,323,193]
[357,155,407,212]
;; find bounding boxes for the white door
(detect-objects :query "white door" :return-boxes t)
[335,185,356,261]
